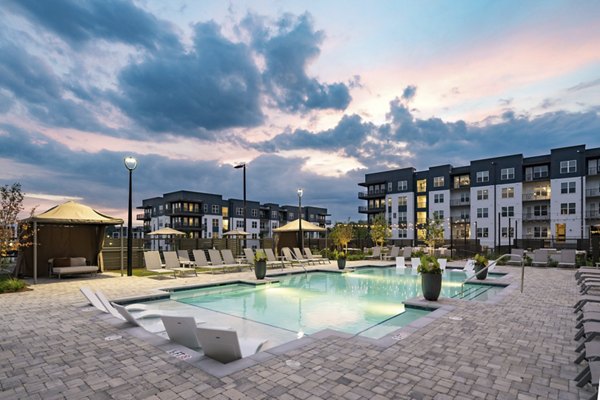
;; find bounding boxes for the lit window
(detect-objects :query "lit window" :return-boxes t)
[433,176,444,187]
[417,179,427,192]
[417,195,427,208]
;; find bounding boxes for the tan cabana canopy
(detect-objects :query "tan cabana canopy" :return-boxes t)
[223,229,250,236]
[18,201,123,283]
[273,219,326,233]
[147,227,185,236]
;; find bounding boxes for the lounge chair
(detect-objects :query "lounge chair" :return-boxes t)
[574,295,600,313]
[402,247,412,259]
[164,251,198,277]
[196,326,267,363]
[80,287,149,312]
[576,268,600,279]
[383,246,400,261]
[95,291,167,322]
[574,359,600,394]
[161,316,205,348]
[559,249,576,268]
[576,311,600,329]
[192,249,222,274]
[282,247,311,267]
[293,248,317,265]
[222,249,251,271]
[177,250,197,267]
[575,341,600,364]
[438,258,447,271]
[395,257,406,269]
[304,247,329,264]
[365,247,381,260]
[143,251,176,278]
[207,250,239,272]
[507,249,524,265]
[531,250,549,267]
[410,258,421,269]
[265,248,286,269]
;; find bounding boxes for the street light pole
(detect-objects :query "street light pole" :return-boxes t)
[234,163,247,249]
[124,156,138,277]
[298,188,303,249]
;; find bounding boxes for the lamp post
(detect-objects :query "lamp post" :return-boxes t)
[124,156,138,277]
[234,163,247,249]
[297,188,303,249]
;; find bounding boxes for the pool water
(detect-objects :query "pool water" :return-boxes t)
[162,267,504,339]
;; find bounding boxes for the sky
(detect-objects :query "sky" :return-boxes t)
[1,0,600,223]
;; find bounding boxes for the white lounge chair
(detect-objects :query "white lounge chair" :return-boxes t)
[410,258,421,269]
[293,248,317,265]
[365,247,381,259]
[143,251,176,278]
[438,258,447,271]
[95,291,167,322]
[161,316,205,348]
[304,247,330,264]
[559,249,576,267]
[282,247,310,266]
[395,257,406,269]
[192,249,222,274]
[222,249,250,271]
[196,326,267,363]
[177,250,197,267]
[164,251,198,277]
[80,287,149,312]
[264,248,286,269]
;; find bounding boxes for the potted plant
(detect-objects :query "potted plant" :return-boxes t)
[417,254,442,301]
[254,250,267,279]
[473,253,488,280]
[333,250,347,270]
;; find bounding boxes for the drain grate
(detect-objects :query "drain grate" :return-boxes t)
[104,334,122,341]
[167,349,192,361]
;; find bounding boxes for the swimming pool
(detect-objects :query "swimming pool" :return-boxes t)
[132,267,506,341]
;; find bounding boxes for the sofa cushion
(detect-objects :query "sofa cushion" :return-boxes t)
[53,258,72,268]
[70,257,87,267]
[53,266,98,274]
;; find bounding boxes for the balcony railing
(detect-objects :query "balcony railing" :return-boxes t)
[586,188,600,197]
[450,199,470,206]
[589,166,600,175]
[136,213,149,221]
[522,192,551,201]
[586,210,600,219]
[525,172,549,181]
[522,213,550,221]
[358,206,385,213]
[358,191,386,199]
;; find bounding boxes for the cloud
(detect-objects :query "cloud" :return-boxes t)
[5,0,179,50]
[244,13,352,112]
[567,78,600,92]
[114,21,264,135]
[401,85,417,102]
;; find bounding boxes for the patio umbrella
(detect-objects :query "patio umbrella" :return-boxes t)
[223,229,250,236]
[147,227,186,250]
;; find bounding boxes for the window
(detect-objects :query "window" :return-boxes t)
[271,211,278,219]
[533,226,549,238]
[251,221,258,229]
[236,207,243,216]
[501,206,514,217]
[398,180,408,191]
[417,195,427,208]
[476,171,489,183]
[211,205,220,214]
[477,227,489,238]
[398,229,408,238]
[501,187,514,198]
[561,181,576,194]
[416,212,427,224]
[288,212,294,219]
[477,208,488,218]
[398,212,407,223]
[476,189,488,200]
[398,196,407,207]
[433,176,444,187]
[387,198,392,213]
[560,160,577,174]
[212,219,219,228]
[534,205,548,216]
[387,182,392,192]
[236,220,244,228]
[203,204,208,213]
[501,227,515,238]
[417,179,427,192]
[560,203,576,215]
[460,192,470,202]
[434,193,444,203]
[433,210,444,220]
[453,175,470,188]
[251,209,258,217]
[500,168,515,180]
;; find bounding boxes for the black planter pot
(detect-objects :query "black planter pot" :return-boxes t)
[474,264,488,280]
[255,260,267,279]
[421,273,442,301]
[337,258,346,270]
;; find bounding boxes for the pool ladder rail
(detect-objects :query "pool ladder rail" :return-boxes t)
[460,253,524,295]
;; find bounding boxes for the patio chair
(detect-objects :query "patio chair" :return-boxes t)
[304,247,329,264]
[410,257,421,269]
[95,291,167,322]
[576,268,600,279]
[402,247,412,259]
[80,287,149,313]
[163,251,197,277]
[196,326,267,363]
[282,247,311,266]
[574,359,600,395]
[395,257,406,269]
[143,251,176,278]
[531,250,549,267]
[222,249,250,271]
[293,248,317,265]
[365,247,381,259]
[208,250,239,272]
[559,249,576,267]
[192,249,222,274]
[507,249,524,265]
[574,295,600,313]
[575,341,600,364]
[576,311,600,329]
[265,248,286,269]
[383,246,400,261]
[161,316,205,349]
[177,250,197,267]
[438,258,447,271]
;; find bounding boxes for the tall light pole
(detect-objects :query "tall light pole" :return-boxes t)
[297,188,303,249]
[124,156,138,277]
[234,163,247,249]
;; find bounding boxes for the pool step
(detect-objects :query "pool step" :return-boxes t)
[451,285,489,300]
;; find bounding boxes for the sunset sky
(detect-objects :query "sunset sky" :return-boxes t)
[1,0,600,222]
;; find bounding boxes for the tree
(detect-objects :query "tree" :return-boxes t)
[424,218,445,254]
[370,214,391,252]
[330,223,353,253]
[0,184,33,272]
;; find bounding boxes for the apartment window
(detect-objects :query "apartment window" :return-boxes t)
[534,205,548,216]
[460,211,470,220]
[417,179,427,192]
[398,229,408,238]
[500,168,515,180]
[387,198,392,213]
[477,208,488,218]
[476,171,489,183]
[501,227,515,238]
[454,175,470,188]
[212,219,219,228]
[211,205,220,214]
[460,192,470,202]
[560,160,577,174]
[417,195,427,209]
[477,227,489,238]
[203,204,208,213]
[533,186,549,197]
[533,226,548,238]
[398,212,407,223]
[501,187,514,198]
[561,181,576,194]
[560,203,576,215]
[289,212,294,219]
[271,211,278,218]
[398,196,407,207]
[236,220,244,228]
[433,176,444,187]
[434,193,444,203]
[416,212,427,225]
[433,210,444,220]
[387,182,393,192]
[251,209,258,217]
[251,221,258,229]
[235,207,243,216]
[398,180,408,191]
[476,189,488,200]
[589,159,599,175]
[501,206,514,217]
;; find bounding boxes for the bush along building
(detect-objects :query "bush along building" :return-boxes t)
[359,144,600,250]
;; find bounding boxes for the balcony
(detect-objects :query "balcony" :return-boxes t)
[522,192,551,201]
[589,166,600,175]
[586,187,600,197]
[450,199,470,207]
[358,191,386,199]
[524,172,549,181]
[136,213,150,221]
[586,210,600,219]
[451,218,470,224]
[522,213,550,221]
[358,206,385,213]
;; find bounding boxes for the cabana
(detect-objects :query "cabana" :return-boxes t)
[273,219,326,253]
[17,201,123,283]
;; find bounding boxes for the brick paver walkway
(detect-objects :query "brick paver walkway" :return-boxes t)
[0,264,595,399]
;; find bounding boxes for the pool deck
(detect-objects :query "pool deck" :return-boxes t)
[0,262,595,399]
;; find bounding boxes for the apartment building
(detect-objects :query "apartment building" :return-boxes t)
[138,190,328,248]
[359,144,600,249]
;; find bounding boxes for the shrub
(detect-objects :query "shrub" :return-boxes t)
[417,255,441,274]
[523,255,532,266]
[347,252,365,261]
[0,277,27,293]
[547,256,559,268]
